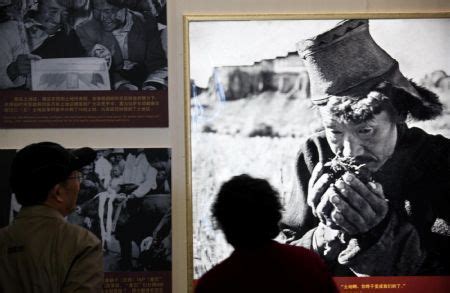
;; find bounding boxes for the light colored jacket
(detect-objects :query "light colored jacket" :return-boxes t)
[0,20,29,89]
[0,205,104,292]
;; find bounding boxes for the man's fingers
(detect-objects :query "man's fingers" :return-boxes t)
[367,182,389,216]
[343,173,388,217]
[329,195,366,235]
[309,162,324,188]
[367,181,384,198]
[307,172,332,209]
[330,209,358,235]
[334,179,377,226]
[330,174,389,233]
[315,186,338,226]
[342,172,373,197]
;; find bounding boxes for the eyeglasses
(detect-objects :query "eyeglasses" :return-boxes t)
[67,174,83,182]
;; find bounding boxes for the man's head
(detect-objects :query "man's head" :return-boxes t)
[147,149,170,169]
[80,162,94,176]
[92,0,127,32]
[9,142,96,215]
[111,148,125,162]
[212,174,282,248]
[318,90,398,172]
[297,19,443,171]
[34,0,69,35]
[111,164,122,178]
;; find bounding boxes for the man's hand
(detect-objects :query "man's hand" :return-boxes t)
[7,54,41,80]
[307,162,334,218]
[117,82,138,91]
[82,179,97,189]
[142,83,157,91]
[329,172,389,235]
[313,222,346,260]
[90,44,112,68]
[115,193,127,202]
[315,184,341,228]
[84,217,92,229]
[140,236,154,252]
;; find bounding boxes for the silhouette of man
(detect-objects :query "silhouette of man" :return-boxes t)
[195,174,337,293]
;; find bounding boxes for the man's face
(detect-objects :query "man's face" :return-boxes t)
[60,170,81,215]
[115,154,124,162]
[108,154,116,164]
[80,163,93,176]
[111,165,121,177]
[93,1,126,32]
[151,160,164,170]
[319,108,398,172]
[156,170,166,182]
[35,0,67,35]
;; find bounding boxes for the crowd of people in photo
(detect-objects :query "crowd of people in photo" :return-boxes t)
[0,0,167,90]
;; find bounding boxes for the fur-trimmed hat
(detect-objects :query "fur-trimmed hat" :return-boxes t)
[297,19,442,120]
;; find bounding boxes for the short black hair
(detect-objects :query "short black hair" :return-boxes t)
[211,174,282,248]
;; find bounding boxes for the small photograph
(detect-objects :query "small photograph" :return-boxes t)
[4,147,172,272]
[0,0,167,91]
[188,17,450,279]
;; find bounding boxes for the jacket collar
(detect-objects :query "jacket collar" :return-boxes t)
[373,124,427,205]
[112,9,134,35]
[16,205,64,220]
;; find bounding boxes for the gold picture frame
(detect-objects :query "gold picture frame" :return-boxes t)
[184,12,450,293]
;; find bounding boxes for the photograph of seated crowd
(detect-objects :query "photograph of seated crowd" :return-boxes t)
[0,0,167,91]
[9,148,172,272]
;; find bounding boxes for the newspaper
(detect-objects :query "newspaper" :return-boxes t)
[31,57,110,91]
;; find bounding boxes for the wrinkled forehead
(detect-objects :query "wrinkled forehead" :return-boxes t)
[318,106,353,126]
[319,106,393,130]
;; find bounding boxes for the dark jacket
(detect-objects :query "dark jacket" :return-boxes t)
[31,29,86,59]
[283,125,450,276]
[195,240,337,293]
[76,11,167,89]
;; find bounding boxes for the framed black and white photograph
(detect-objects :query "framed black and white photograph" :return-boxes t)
[185,14,450,292]
[0,0,168,128]
[0,147,172,292]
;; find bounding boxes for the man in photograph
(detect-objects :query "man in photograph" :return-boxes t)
[0,142,103,292]
[114,149,171,270]
[76,0,167,91]
[0,0,87,89]
[282,19,450,276]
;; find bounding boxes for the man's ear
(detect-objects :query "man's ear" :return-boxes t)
[48,183,64,203]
